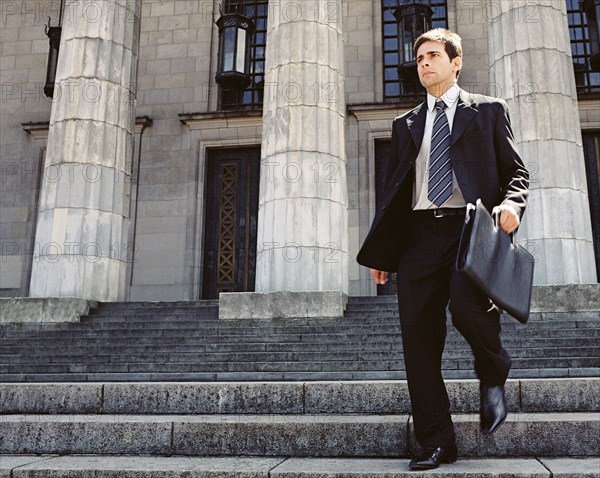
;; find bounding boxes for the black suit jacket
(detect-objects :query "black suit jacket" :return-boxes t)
[357,88,529,272]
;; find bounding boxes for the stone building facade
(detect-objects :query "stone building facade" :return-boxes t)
[1,0,599,302]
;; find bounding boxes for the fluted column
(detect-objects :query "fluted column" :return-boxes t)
[255,0,349,293]
[488,0,597,283]
[29,0,141,300]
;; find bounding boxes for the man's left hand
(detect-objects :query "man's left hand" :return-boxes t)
[494,205,520,234]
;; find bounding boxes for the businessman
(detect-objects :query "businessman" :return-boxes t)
[357,29,529,470]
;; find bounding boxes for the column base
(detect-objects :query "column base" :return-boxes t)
[531,284,600,312]
[0,298,96,323]
[219,291,348,320]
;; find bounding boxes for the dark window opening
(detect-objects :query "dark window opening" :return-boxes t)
[382,0,448,103]
[567,0,600,96]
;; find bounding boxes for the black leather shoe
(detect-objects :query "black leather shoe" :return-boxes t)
[480,384,507,435]
[409,445,457,470]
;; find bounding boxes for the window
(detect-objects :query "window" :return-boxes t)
[220,1,268,110]
[382,0,448,102]
[566,0,600,96]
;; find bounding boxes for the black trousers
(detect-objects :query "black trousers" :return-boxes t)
[396,211,511,448]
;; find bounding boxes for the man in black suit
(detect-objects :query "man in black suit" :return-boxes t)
[357,29,529,470]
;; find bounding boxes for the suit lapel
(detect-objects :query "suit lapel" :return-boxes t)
[406,102,427,152]
[451,89,478,145]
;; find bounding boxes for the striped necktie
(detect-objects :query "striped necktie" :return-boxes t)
[428,100,453,207]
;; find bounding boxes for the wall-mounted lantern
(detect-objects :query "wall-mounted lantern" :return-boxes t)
[582,0,600,71]
[215,11,256,91]
[394,0,433,80]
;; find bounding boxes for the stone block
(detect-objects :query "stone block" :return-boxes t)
[148,31,173,46]
[270,457,551,477]
[0,415,172,454]
[173,414,408,456]
[0,255,22,289]
[0,56,16,71]
[219,291,348,319]
[304,381,411,413]
[11,456,285,477]
[258,152,347,204]
[159,15,190,31]
[154,73,186,89]
[132,265,181,286]
[258,190,347,239]
[175,1,200,15]
[140,16,159,32]
[141,88,169,104]
[521,378,600,412]
[1,41,32,56]
[173,28,198,44]
[0,384,102,414]
[0,457,57,478]
[151,2,174,17]
[530,285,600,312]
[517,187,597,284]
[410,413,600,457]
[531,237,596,285]
[29,253,126,302]
[156,44,188,59]
[171,57,197,73]
[445,379,519,413]
[539,458,600,478]
[103,382,303,414]
[0,298,95,323]
[0,27,19,43]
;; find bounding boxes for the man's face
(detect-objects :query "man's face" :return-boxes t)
[416,40,462,96]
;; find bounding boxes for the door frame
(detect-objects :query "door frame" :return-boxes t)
[185,128,263,300]
[201,146,261,299]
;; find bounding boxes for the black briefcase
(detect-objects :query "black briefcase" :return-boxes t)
[456,199,535,323]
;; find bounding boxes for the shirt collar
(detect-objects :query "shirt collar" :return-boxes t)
[427,83,460,112]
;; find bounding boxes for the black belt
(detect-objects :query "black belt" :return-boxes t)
[412,207,467,218]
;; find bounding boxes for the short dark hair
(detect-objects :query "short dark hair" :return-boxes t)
[414,28,462,78]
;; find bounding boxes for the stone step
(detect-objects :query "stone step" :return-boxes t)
[8,317,598,333]
[82,309,600,323]
[2,345,598,365]
[95,301,219,308]
[3,455,597,477]
[2,367,598,383]
[2,337,597,355]
[3,326,598,341]
[1,412,597,457]
[1,336,597,354]
[1,357,598,376]
[2,379,597,415]
[87,308,220,317]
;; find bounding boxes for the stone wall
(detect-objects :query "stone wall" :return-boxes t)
[125,0,213,300]
[0,0,55,296]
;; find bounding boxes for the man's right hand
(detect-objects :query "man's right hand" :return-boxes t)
[370,269,388,285]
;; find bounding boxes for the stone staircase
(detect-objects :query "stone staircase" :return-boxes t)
[0,297,599,476]
[0,379,598,476]
[0,297,598,382]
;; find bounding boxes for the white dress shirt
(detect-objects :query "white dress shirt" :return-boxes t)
[413,83,466,210]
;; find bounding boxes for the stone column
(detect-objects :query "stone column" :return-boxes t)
[488,0,597,283]
[255,0,349,293]
[29,0,141,300]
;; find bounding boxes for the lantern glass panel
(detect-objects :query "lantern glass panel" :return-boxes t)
[402,16,414,63]
[236,28,246,73]
[223,27,235,71]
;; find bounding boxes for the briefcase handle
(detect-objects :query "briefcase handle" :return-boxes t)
[465,201,516,245]
[491,205,516,246]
